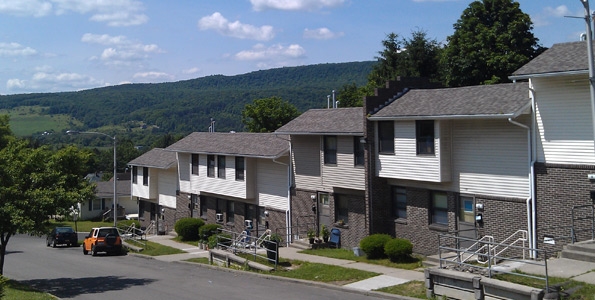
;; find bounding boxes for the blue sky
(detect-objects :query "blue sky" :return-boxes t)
[0,0,588,94]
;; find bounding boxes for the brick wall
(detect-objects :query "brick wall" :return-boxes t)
[535,163,595,255]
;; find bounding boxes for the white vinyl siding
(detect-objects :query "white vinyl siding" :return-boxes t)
[177,153,191,193]
[132,166,151,199]
[377,120,450,182]
[322,136,365,190]
[192,155,248,199]
[158,167,178,208]
[532,76,595,165]
[257,158,289,211]
[292,135,323,190]
[452,118,529,198]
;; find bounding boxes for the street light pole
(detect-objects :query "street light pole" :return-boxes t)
[66,130,117,227]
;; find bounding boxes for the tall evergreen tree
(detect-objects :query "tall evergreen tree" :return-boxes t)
[440,0,545,87]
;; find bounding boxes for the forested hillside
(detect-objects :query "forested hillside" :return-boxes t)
[0,61,374,141]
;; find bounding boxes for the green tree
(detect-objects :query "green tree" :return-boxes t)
[0,141,95,274]
[241,96,300,132]
[440,0,545,87]
[337,83,365,107]
[367,33,405,89]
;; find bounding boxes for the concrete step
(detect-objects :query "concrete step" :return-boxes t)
[561,241,595,263]
[290,239,312,250]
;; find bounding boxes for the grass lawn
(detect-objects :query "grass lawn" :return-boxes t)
[494,270,595,299]
[2,279,56,300]
[375,280,426,299]
[125,240,185,256]
[50,220,113,233]
[300,247,424,270]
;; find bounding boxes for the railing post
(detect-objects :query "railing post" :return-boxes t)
[591,205,594,241]
[487,243,492,278]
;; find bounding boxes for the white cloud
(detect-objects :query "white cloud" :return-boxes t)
[7,70,104,92]
[0,42,37,56]
[234,43,305,61]
[303,27,344,40]
[133,71,174,81]
[532,5,575,27]
[0,0,52,17]
[182,67,200,75]
[198,12,275,41]
[82,33,163,66]
[251,0,344,11]
[0,0,147,26]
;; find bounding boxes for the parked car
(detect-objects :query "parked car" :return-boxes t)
[82,227,122,256]
[46,226,78,248]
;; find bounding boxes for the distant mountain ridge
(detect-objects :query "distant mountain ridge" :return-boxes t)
[0,61,375,137]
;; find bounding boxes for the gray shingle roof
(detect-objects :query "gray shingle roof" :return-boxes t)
[511,41,588,79]
[166,132,289,158]
[96,179,130,198]
[275,107,363,135]
[369,82,530,120]
[128,148,177,169]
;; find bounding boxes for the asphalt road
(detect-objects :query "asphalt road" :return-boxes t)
[3,234,390,300]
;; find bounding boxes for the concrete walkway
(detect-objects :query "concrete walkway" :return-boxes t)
[143,234,595,294]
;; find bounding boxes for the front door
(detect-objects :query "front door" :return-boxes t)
[458,196,477,248]
[318,193,330,233]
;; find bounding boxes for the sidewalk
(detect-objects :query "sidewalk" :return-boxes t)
[143,235,595,293]
[144,234,425,292]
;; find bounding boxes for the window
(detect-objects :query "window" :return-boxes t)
[324,136,337,164]
[142,167,148,186]
[200,196,207,218]
[459,196,474,223]
[235,157,244,181]
[431,192,448,225]
[191,154,199,175]
[216,198,226,219]
[218,156,226,178]
[354,136,364,166]
[392,187,407,219]
[132,166,137,184]
[88,198,105,211]
[335,195,348,225]
[378,121,394,154]
[207,155,215,177]
[227,201,234,223]
[245,204,255,225]
[416,120,435,155]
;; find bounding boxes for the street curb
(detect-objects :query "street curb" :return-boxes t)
[128,252,419,300]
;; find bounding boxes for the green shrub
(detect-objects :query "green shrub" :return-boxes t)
[207,233,232,249]
[199,223,222,242]
[384,238,413,262]
[0,275,6,299]
[174,218,205,241]
[359,233,392,259]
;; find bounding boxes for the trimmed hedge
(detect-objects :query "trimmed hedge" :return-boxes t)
[174,218,205,241]
[384,238,413,262]
[199,223,222,242]
[359,233,392,259]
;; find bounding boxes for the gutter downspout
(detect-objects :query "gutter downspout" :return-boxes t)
[273,140,292,247]
[509,109,536,258]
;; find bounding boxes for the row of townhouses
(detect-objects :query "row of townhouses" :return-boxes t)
[126,40,595,256]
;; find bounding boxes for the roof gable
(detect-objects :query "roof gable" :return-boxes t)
[511,41,588,79]
[369,83,530,120]
[128,148,177,169]
[275,107,363,135]
[166,132,289,158]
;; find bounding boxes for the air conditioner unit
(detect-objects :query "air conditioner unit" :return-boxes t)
[216,213,223,222]
[194,203,199,209]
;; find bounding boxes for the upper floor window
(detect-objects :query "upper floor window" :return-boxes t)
[142,167,148,186]
[431,191,448,225]
[207,155,215,177]
[392,187,407,219]
[378,121,394,154]
[132,166,137,184]
[217,155,226,178]
[324,136,337,165]
[416,120,435,155]
[191,154,199,175]
[354,136,364,166]
[235,157,245,181]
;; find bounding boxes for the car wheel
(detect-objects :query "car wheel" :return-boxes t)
[52,240,56,248]
[91,245,97,256]
[83,246,88,255]
[46,239,50,247]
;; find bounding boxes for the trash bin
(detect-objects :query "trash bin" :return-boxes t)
[352,247,363,257]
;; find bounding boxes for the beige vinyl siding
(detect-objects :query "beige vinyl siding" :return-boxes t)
[452,118,529,198]
[322,136,365,190]
[257,157,289,211]
[177,153,191,193]
[292,135,323,190]
[532,76,595,165]
[158,167,178,209]
[377,120,449,182]
[149,168,158,198]
[132,166,151,199]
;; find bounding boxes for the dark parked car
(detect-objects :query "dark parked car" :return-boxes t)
[47,226,78,247]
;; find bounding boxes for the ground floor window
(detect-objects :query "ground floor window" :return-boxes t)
[431,191,448,225]
[335,195,348,225]
[392,187,407,219]
[89,198,105,211]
